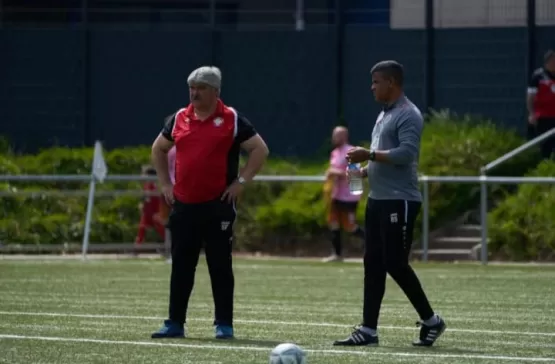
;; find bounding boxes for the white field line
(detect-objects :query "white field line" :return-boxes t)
[8,293,545,314]
[0,334,554,362]
[1,300,553,325]
[0,311,554,338]
[2,291,553,313]
[0,306,548,326]
[0,296,413,312]
[1,322,553,350]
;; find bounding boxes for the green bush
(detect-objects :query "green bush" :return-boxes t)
[488,160,555,261]
[0,136,11,154]
[415,110,539,240]
[0,111,542,257]
[0,155,19,175]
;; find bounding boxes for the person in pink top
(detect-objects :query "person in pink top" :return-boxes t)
[323,126,365,262]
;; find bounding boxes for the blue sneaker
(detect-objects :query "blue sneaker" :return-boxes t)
[151,319,185,339]
[215,325,234,339]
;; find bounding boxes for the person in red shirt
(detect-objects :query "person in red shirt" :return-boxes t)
[135,166,166,245]
[150,66,269,340]
[527,49,555,159]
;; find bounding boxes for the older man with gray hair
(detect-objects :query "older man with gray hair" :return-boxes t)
[150,66,269,339]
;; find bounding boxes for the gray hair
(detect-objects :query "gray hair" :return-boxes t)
[187,66,222,89]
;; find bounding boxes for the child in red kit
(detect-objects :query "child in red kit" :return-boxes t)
[135,166,166,245]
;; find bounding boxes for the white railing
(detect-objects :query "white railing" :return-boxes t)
[420,175,555,264]
[481,127,555,174]
[1,133,554,264]
[475,127,555,264]
[1,173,554,264]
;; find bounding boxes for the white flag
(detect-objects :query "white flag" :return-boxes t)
[92,141,108,183]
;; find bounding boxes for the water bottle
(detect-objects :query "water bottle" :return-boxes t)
[348,163,364,195]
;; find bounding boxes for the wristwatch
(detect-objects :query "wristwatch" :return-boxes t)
[369,151,376,161]
[237,176,246,185]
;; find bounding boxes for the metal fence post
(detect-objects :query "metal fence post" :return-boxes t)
[81,141,106,260]
[334,0,345,125]
[295,0,305,31]
[424,0,435,112]
[421,176,430,262]
[479,174,488,265]
[209,0,221,67]
[81,174,96,260]
[526,0,537,78]
[81,0,92,146]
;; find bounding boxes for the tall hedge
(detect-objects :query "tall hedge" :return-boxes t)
[0,111,541,257]
[488,160,555,261]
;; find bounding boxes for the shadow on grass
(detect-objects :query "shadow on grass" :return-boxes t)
[375,345,486,355]
[187,337,282,347]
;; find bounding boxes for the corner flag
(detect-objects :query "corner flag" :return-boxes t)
[92,141,107,183]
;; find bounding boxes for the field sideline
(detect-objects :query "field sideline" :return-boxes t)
[0,257,554,363]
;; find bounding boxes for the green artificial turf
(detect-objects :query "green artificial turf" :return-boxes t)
[0,257,554,363]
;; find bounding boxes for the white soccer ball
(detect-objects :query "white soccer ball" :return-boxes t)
[269,343,307,364]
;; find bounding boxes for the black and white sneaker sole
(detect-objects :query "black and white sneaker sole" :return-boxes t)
[413,322,447,347]
[333,334,379,347]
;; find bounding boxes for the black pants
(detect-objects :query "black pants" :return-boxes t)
[537,118,555,159]
[168,198,236,327]
[328,199,364,256]
[362,198,434,329]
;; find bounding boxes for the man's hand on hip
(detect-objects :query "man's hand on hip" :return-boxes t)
[161,183,174,205]
[221,180,244,203]
[346,147,371,163]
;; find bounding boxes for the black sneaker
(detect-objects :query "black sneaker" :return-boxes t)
[412,316,446,347]
[333,326,379,346]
